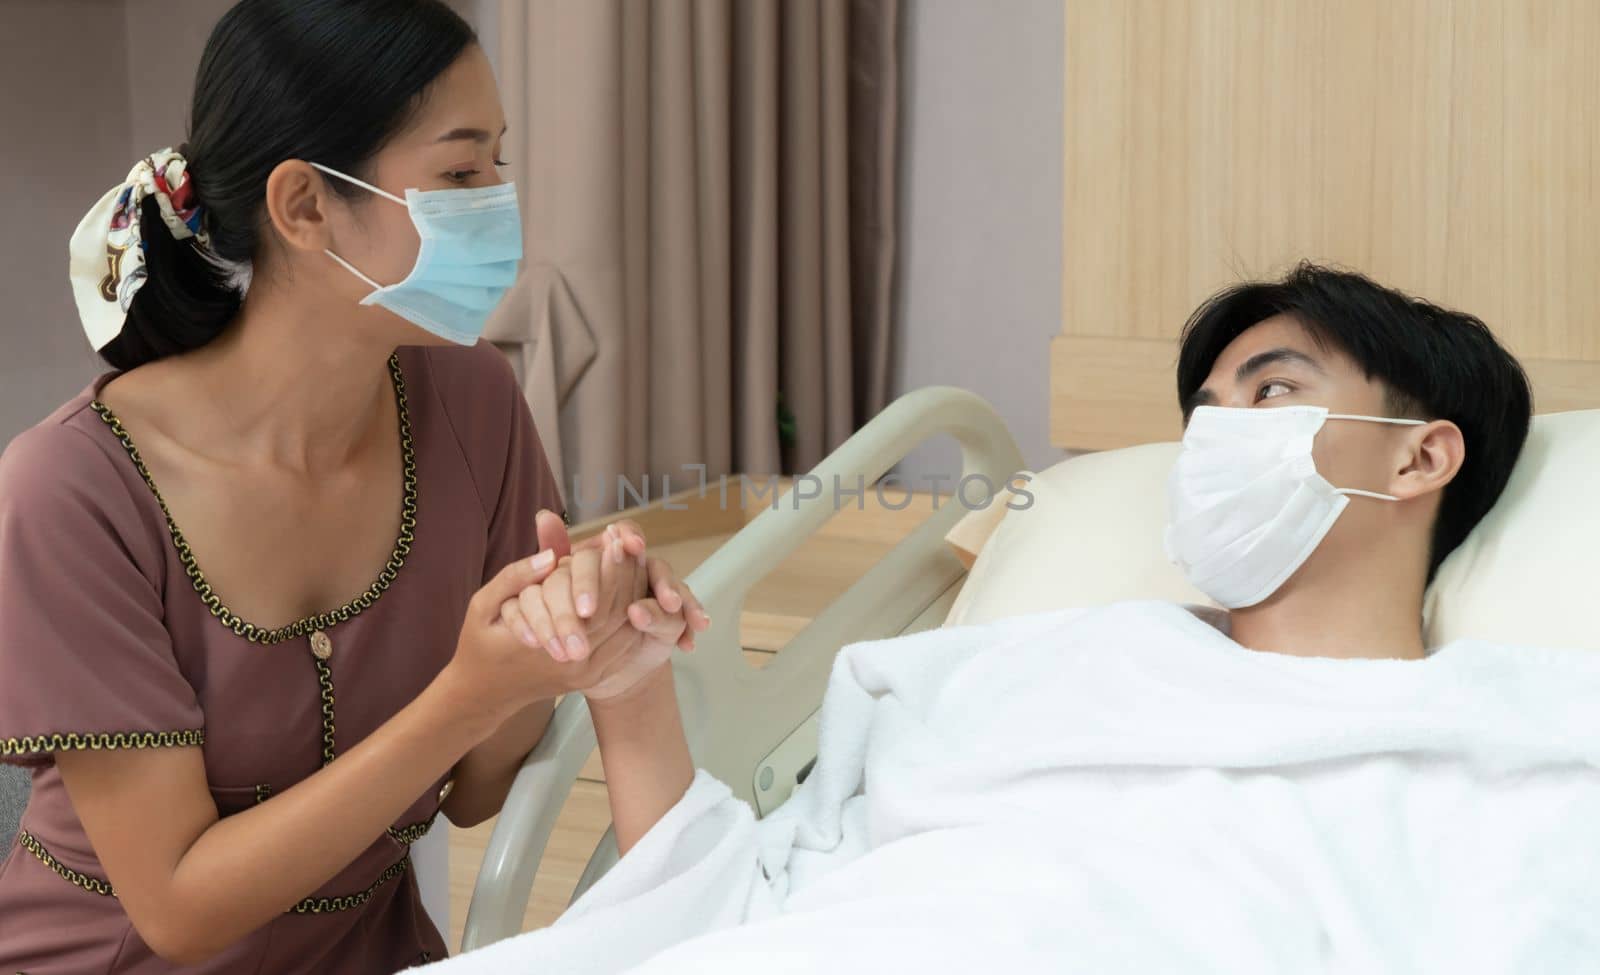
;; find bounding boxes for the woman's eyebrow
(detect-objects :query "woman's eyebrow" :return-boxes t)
[433,124,509,144]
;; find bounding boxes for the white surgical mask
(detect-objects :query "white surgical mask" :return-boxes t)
[1163,405,1426,609]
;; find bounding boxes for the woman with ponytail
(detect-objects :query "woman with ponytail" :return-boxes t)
[0,1,707,970]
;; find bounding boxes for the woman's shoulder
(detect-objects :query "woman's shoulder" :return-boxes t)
[0,396,126,510]
[0,398,168,573]
[401,340,521,421]
[398,339,538,495]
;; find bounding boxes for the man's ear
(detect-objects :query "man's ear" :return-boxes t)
[1390,419,1465,501]
[262,160,336,254]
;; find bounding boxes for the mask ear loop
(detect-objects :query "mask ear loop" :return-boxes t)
[324,249,384,291]
[308,161,408,206]
[1323,415,1430,502]
[1325,413,1429,427]
[1335,487,1402,501]
[307,162,409,292]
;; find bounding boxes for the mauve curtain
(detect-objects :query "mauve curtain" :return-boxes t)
[479,0,900,520]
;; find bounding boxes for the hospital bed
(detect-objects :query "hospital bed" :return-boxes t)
[460,386,1023,948]
[459,387,1598,951]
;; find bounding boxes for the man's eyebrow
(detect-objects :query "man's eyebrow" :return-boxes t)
[1181,347,1323,420]
[434,124,508,144]
[1235,347,1325,384]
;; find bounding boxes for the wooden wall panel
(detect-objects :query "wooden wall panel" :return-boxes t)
[1056,0,1600,448]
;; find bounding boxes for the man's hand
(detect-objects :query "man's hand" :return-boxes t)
[584,597,692,701]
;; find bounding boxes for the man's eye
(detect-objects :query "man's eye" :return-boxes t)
[1258,380,1293,401]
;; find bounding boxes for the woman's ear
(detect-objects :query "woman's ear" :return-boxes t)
[1390,419,1465,501]
[262,160,335,254]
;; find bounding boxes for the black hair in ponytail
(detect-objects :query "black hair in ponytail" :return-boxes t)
[101,0,476,370]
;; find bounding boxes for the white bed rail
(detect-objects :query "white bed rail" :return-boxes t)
[460,386,1023,951]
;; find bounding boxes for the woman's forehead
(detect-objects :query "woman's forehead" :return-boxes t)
[401,44,505,142]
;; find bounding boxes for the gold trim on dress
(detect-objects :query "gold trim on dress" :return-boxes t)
[386,812,438,847]
[45,354,435,917]
[0,728,204,762]
[20,829,415,915]
[314,656,338,767]
[289,856,411,915]
[88,354,418,784]
[87,352,419,647]
[17,831,116,897]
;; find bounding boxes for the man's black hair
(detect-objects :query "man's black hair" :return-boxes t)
[1175,262,1533,580]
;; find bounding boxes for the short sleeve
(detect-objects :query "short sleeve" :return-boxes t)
[0,425,204,768]
[482,369,567,581]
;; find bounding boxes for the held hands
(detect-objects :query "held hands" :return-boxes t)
[507,511,710,701]
[499,526,701,701]
[508,513,709,658]
[447,512,709,722]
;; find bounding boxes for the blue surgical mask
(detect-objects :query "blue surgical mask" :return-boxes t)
[310,162,522,345]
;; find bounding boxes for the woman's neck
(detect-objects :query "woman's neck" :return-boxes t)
[170,285,396,473]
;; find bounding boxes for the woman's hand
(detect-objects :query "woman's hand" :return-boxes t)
[440,559,562,724]
[443,537,650,724]
[512,511,712,659]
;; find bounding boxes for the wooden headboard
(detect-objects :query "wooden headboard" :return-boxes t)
[1053,0,1600,450]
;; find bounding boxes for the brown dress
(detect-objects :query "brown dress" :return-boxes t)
[0,340,564,973]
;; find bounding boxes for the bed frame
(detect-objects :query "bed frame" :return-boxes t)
[460,386,1024,950]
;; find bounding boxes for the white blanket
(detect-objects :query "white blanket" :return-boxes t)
[426,601,1600,974]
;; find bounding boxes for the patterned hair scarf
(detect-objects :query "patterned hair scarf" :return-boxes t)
[68,148,210,352]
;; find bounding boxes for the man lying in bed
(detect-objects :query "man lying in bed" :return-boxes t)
[424,264,1600,973]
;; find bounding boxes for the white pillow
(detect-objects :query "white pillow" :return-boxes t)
[944,442,1209,628]
[1424,410,1599,650]
[943,474,1033,569]
[946,411,1598,652]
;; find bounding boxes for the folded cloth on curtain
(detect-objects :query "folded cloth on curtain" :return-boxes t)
[424,601,1600,974]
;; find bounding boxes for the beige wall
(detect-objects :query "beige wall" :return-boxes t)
[1054,0,1600,449]
[0,0,236,449]
[892,0,1066,486]
[124,0,236,152]
[0,1,135,447]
